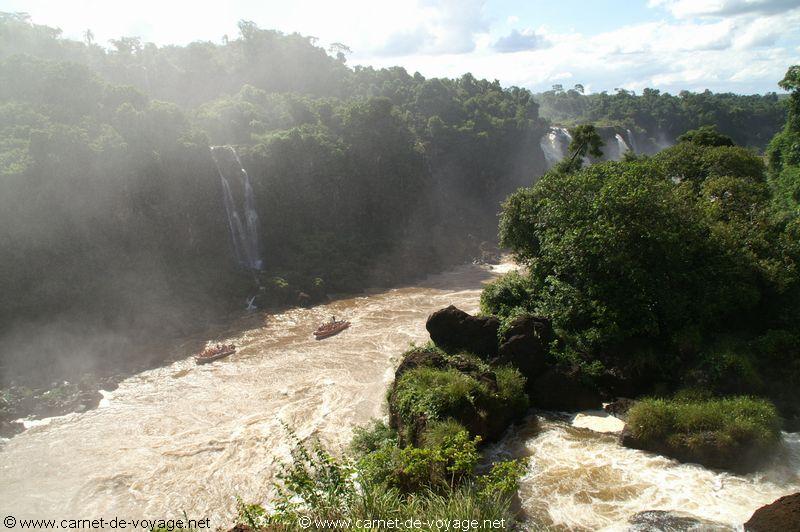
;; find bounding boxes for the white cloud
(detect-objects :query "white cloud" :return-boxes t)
[649,0,800,18]
[492,28,549,53]
[369,0,490,56]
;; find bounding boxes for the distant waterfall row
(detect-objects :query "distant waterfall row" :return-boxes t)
[210,146,263,270]
[539,126,635,169]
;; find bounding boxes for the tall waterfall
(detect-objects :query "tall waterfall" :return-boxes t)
[613,133,631,161]
[626,128,639,154]
[210,146,263,270]
[540,127,573,168]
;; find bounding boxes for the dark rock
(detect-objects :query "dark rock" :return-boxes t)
[744,492,800,532]
[529,365,602,411]
[628,510,732,531]
[426,305,499,358]
[620,427,774,473]
[604,398,636,420]
[296,291,311,306]
[226,525,254,532]
[594,367,643,399]
[0,419,24,439]
[493,315,552,386]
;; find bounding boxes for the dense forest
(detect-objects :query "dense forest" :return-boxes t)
[483,65,800,436]
[537,84,786,150]
[0,12,790,385]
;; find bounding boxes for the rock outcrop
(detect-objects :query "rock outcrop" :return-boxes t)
[619,427,771,473]
[628,510,732,531]
[744,492,800,531]
[493,314,551,387]
[426,305,499,358]
[529,365,603,411]
[387,346,526,446]
[604,397,636,419]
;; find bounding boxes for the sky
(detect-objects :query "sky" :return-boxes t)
[2,0,799,94]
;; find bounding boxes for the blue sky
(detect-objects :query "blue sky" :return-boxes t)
[2,0,799,94]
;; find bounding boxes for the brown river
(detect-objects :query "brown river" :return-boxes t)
[1,262,798,530]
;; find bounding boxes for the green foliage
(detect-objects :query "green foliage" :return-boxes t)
[256,427,522,530]
[496,129,800,371]
[393,367,488,426]
[626,395,782,457]
[537,86,786,150]
[677,125,734,147]
[351,419,397,456]
[421,419,469,449]
[494,366,530,414]
[568,124,605,161]
[478,459,528,498]
[479,271,536,319]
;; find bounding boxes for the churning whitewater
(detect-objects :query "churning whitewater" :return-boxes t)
[1,263,798,530]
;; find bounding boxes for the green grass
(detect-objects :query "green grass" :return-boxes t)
[393,367,489,425]
[625,395,782,468]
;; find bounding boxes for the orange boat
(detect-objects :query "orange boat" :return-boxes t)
[195,344,236,364]
[314,320,350,340]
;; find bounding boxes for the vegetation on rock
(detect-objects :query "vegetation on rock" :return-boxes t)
[622,395,782,471]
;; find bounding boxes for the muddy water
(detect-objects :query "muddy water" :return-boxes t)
[1,261,798,530]
[490,417,800,531]
[0,263,499,527]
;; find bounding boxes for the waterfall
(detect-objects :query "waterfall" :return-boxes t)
[626,128,639,154]
[210,146,263,270]
[613,133,631,161]
[540,127,573,168]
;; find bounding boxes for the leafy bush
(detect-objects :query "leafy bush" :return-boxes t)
[494,366,530,415]
[351,419,397,456]
[478,459,528,498]
[249,428,524,530]
[479,271,536,319]
[677,125,734,147]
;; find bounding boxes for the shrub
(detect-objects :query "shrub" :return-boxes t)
[478,459,528,498]
[479,271,536,319]
[351,419,396,456]
[247,427,525,531]
[494,365,530,416]
[390,362,529,445]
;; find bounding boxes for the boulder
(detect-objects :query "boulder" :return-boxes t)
[426,305,499,358]
[529,365,602,411]
[494,314,552,385]
[744,493,800,531]
[628,510,732,531]
[604,397,636,419]
[619,427,772,473]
